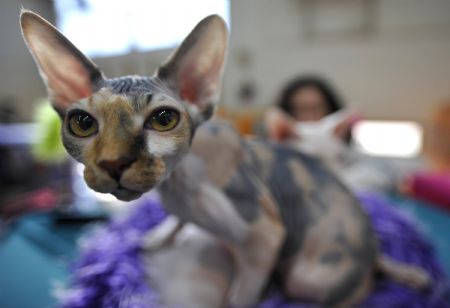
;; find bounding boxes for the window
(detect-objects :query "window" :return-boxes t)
[353,120,423,157]
[55,0,230,58]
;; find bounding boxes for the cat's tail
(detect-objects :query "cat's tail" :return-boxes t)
[376,255,431,289]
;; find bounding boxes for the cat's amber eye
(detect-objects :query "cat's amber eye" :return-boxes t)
[146,108,180,132]
[68,111,98,138]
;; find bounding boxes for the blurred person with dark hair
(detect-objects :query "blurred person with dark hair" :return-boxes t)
[264,76,407,193]
[265,75,354,142]
[278,76,344,121]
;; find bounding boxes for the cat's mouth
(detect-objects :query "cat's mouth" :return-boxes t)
[111,185,144,201]
[83,161,161,202]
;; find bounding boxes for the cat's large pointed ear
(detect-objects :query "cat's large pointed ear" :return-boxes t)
[156,15,228,119]
[20,10,104,112]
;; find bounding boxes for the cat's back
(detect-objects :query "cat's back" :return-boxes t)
[191,119,359,208]
[190,120,376,261]
[190,120,245,188]
[243,139,376,261]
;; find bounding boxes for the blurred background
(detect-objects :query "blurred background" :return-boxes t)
[1,0,450,307]
[3,0,450,121]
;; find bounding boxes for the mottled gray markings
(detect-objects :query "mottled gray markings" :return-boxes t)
[208,124,221,135]
[223,162,261,223]
[107,76,154,94]
[146,93,153,105]
[62,138,82,161]
[325,265,365,305]
[118,110,132,127]
[104,76,166,112]
[264,144,310,260]
[320,251,344,265]
[198,244,235,282]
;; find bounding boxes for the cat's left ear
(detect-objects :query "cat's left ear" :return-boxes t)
[157,15,228,120]
[20,10,104,113]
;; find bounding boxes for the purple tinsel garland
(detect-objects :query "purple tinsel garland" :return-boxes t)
[60,193,450,308]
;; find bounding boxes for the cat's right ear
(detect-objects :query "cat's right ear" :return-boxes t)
[20,10,104,113]
[156,15,228,120]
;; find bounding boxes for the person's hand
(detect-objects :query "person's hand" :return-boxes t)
[332,109,363,140]
[264,107,298,141]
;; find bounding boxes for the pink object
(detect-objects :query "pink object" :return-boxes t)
[1,188,58,220]
[410,172,450,211]
[28,188,58,210]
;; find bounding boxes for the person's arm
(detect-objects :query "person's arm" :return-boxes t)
[264,107,298,141]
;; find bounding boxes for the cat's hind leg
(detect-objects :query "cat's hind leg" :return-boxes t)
[281,256,373,306]
[279,213,375,306]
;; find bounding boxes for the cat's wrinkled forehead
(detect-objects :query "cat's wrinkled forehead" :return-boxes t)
[103,76,176,111]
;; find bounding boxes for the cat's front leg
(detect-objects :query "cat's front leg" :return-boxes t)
[160,153,252,244]
[161,154,285,306]
[228,192,286,308]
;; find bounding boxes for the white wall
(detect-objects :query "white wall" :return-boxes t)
[1,0,450,122]
[0,0,55,120]
[223,0,450,122]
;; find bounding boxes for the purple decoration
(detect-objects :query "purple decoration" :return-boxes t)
[59,196,167,308]
[61,193,449,308]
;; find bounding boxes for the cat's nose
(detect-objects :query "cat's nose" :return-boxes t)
[98,156,135,181]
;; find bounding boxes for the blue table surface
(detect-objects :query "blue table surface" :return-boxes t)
[0,212,88,308]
